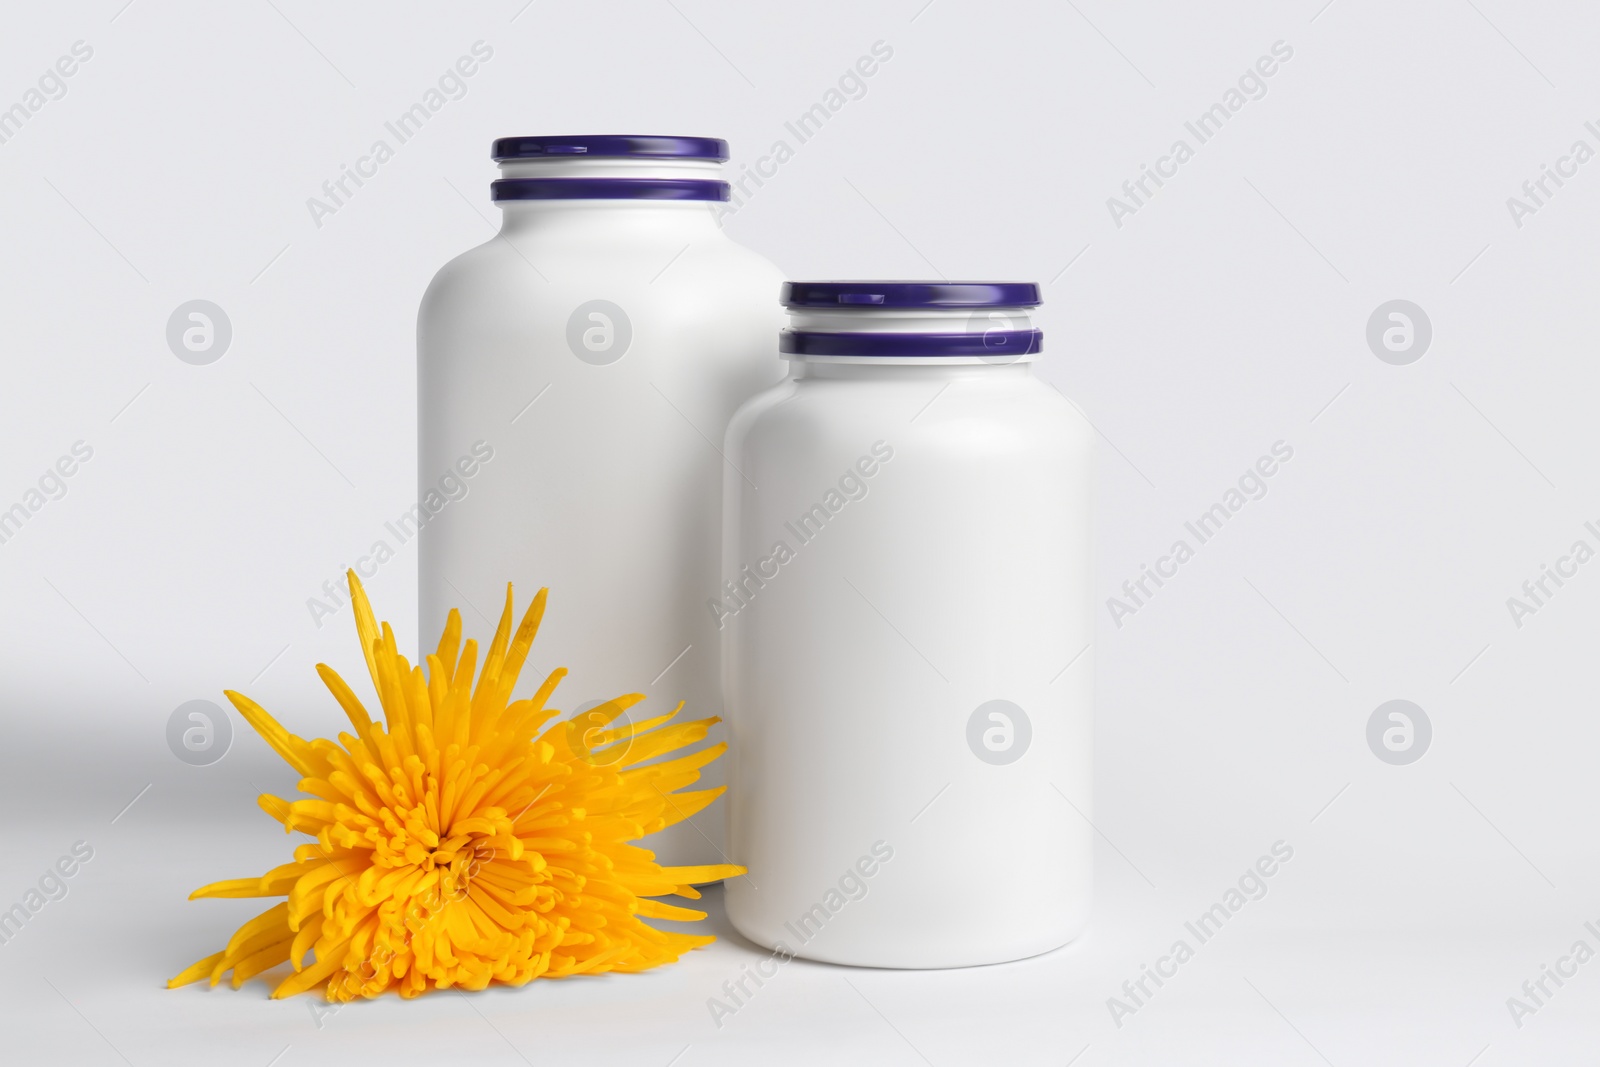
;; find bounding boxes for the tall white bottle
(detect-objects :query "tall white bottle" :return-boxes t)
[418,136,784,865]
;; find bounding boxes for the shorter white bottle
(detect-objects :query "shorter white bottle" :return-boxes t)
[720,282,1094,968]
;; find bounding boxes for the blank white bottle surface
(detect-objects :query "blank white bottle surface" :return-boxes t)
[418,136,785,865]
[720,282,1093,967]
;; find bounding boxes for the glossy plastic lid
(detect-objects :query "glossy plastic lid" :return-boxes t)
[492,135,729,162]
[782,281,1042,309]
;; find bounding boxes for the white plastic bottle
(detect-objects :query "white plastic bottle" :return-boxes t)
[720,282,1094,967]
[418,136,785,865]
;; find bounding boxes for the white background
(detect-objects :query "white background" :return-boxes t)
[3,0,1598,1063]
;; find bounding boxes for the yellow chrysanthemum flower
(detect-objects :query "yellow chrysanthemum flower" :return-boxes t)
[169,572,741,1000]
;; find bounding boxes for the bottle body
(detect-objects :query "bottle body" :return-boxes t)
[419,166,784,865]
[722,310,1093,967]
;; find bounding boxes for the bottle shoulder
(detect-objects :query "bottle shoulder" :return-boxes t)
[420,228,784,320]
[711,234,786,283]
[728,369,1094,456]
[418,237,504,312]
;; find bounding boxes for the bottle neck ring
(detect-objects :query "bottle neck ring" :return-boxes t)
[781,305,1042,365]
[491,178,729,202]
